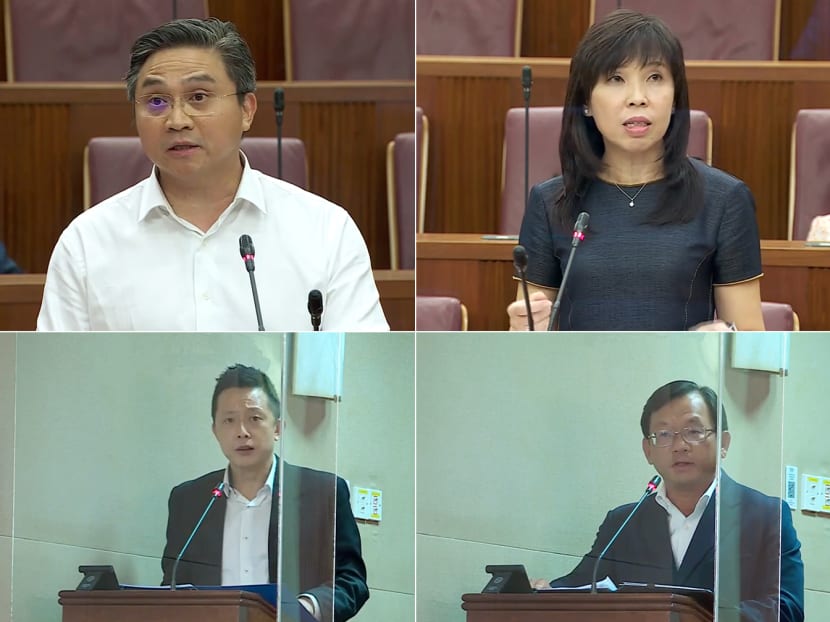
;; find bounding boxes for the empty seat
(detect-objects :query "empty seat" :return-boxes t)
[416,296,468,331]
[417,0,523,56]
[284,0,414,80]
[788,109,830,240]
[5,0,208,81]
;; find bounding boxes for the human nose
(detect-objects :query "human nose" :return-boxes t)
[627,80,647,106]
[164,97,194,129]
[671,431,690,449]
[235,421,251,438]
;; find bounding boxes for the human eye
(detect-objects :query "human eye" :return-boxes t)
[656,430,673,442]
[142,94,170,112]
[187,91,213,106]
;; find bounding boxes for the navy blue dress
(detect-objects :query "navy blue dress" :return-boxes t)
[518,159,762,330]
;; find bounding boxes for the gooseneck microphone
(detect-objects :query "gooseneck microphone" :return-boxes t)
[513,245,534,331]
[547,212,590,331]
[273,88,285,179]
[238,234,265,331]
[308,289,323,331]
[521,66,533,213]
[170,482,225,591]
[590,475,661,594]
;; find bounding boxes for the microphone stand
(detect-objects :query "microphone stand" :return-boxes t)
[548,212,590,331]
[274,88,285,179]
[522,66,532,213]
[590,476,661,593]
[171,482,224,590]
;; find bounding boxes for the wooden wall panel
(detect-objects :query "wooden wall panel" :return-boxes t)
[417,58,830,241]
[207,0,285,81]
[521,0,591,58]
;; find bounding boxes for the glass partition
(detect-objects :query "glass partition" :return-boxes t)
[277,331,416,622]
[9,333,284,622]
[0,335,15,622]
[416,332,725,622]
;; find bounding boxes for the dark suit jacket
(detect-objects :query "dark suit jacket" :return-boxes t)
[551,473,804,622]
[161,458,369,622]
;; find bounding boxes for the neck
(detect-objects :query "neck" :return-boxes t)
[158,155,244,232]
[665,480,713,517]
[230,456,273,499]
[599,148,665,185]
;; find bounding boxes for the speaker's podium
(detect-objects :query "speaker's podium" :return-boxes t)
[58,589,277,622]
[462,592,713,622]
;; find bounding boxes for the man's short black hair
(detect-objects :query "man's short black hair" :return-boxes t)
[640,380,728,437]
[212,364,280,422]
[125,17,256,103]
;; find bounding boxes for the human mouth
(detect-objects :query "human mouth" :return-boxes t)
[167,143,200,155]
[623,117,651,136]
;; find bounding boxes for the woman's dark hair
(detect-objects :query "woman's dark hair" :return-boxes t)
[211,364,280,422]
[125,18,256,104]
[555,9,702,229]
[640,380,728,437]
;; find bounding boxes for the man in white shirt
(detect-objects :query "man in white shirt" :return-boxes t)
[161,365,368,622]
[544,380,804,622]
[37,18,388,331]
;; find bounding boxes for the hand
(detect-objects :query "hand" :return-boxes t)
[507,291,552,331]
[530,578,551,590]
[690,320,737,332]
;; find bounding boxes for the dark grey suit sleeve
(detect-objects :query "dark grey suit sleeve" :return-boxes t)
[0,243,21,274]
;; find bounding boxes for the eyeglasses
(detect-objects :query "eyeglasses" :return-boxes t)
[134,91,242,118]
[647,427,715,447]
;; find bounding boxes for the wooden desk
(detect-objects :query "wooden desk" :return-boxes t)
[0,270,414,331]
[0,81,413,273]
[416,234,830,330]
[417,57,830,240]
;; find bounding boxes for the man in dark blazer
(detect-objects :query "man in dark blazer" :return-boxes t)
[549,380,804,622]
[161,365,368,622]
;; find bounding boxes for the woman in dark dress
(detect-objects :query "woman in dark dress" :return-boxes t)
[507,10,765,331]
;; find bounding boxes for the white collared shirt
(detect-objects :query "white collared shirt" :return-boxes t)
[220,458,276,585]
[654,478,717,568]
[38,155,388,331]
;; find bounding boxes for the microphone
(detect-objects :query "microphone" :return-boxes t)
[590,475,661,594]
[238,234,265,331]
[521,66,533,216]
[308,289,323,331]
[512,245,534,331]
[170,482,225,590]
[273,88,285,179]
[547,211,590,331]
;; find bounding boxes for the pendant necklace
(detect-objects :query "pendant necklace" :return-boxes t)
[614,182,648,208]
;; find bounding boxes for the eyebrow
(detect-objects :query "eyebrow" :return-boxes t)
[139,72,218,90]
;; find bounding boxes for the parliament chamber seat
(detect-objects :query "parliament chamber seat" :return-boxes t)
[283,0,414,80]
[416,0,523,56]
[591,0,780,60]
[498,106,712,235]
[84,136,308,208]
[788,109,830,240]
[4,0,207,81]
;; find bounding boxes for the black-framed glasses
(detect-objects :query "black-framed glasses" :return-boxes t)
[647,427,715,447]
[134,91,242,118]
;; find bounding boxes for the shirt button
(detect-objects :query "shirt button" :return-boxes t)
[202,292,210,301]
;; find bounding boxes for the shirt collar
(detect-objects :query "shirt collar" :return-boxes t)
[222,453,277,499]
[136,151,268,223]
[654,476,717,516]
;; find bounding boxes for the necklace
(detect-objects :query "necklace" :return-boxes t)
[614,182,648,208]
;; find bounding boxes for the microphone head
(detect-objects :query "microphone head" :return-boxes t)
[308,289,324,315]
[646,475,661,493]
[239,234,255,258]
[212,482,226,497]
[512,245,528,270]
[575,211,590,233]
[273,88,285,112]
[521,65,532,89]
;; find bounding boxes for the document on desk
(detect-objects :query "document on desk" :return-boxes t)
[534,576,619,592]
